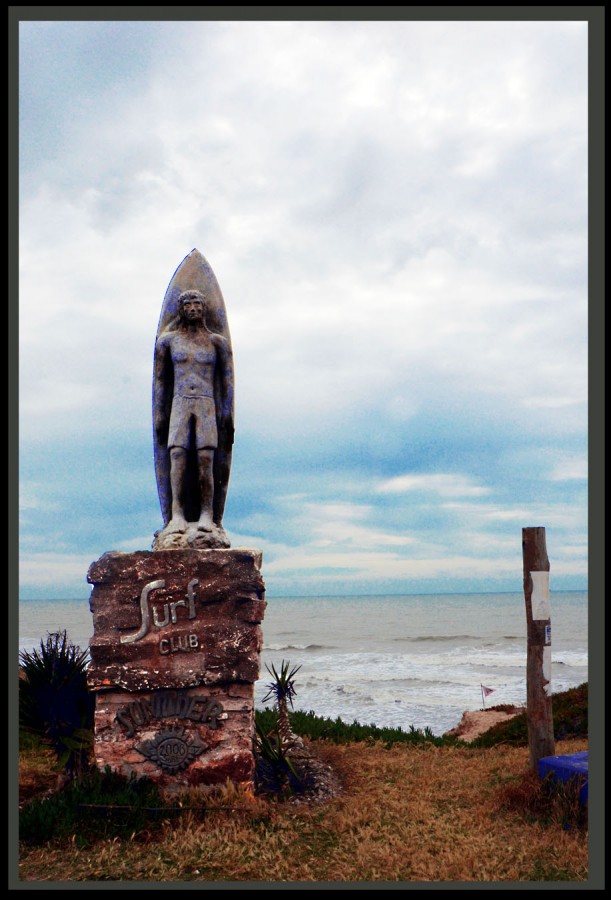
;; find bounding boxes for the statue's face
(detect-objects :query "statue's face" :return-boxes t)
[181,298,205,322]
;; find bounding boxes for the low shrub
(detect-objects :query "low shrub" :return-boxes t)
[253,717,303,799]
[19,631,95,778]
[255,707,459,748]
[19,767,167,846]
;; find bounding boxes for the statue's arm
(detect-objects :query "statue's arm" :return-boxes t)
[153,334,171,442]
[213,335,235,431]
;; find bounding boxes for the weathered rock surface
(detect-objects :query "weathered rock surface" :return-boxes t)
[87,548,265,691]
[152,523,231,551]
[87,547,265,788]
[444,706,524,743]
[94,684,255,791]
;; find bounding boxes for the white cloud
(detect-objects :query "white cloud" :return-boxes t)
[548,454,588,481]
[378,474,490,498]
[263,547,528,582]
[17,19,590,597]
[547,559,588,577]
[19,20,588,447]
[440,500,587,532]
[20,552,95,589]
[112,535,156,553]
[19,482,58,513]
[301,501,416,549]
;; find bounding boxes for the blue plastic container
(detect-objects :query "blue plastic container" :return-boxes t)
[537,751,588,804]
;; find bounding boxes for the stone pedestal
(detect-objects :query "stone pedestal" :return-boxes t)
[86,548,265,791]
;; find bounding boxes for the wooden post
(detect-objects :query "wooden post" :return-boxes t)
[522,527,555,770]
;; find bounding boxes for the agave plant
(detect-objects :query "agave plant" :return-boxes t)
[261,660,301,750]
[19,630,95,779]
[253,719,301,798]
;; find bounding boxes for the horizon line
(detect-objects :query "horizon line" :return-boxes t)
[19,586,589,602]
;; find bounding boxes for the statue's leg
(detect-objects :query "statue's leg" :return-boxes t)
[197,448,215,532]
[166,447,188,533]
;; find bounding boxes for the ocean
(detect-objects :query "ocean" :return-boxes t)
[18,590,588,737]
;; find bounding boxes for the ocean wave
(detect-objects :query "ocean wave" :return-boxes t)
[394,635,481,642]
[304,675,461,689]
[263,643,332,652]
[553,658,589,668]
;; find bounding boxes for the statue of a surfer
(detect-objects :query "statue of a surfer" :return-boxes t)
[153,251,234,549]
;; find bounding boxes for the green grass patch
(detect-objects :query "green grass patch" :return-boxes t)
[19,767,170,846]
[255,707,460,748]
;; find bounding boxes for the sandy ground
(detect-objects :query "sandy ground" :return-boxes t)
[444,707,524,743]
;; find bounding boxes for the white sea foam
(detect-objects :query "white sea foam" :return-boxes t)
[19,591,588,736]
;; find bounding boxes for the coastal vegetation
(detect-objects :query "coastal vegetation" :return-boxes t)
[19,631,95,779]
[18,668,589,883]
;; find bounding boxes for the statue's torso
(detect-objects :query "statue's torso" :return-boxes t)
[167,330,217,399]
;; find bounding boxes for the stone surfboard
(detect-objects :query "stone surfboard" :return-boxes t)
[153,249,234,528]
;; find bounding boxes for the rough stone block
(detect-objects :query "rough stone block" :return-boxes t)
[86,547,265,788]
[87,548,265,691]
[93,684,255,791]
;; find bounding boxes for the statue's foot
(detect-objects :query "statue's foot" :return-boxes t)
[197,513,214,533]
[166,516,187,534]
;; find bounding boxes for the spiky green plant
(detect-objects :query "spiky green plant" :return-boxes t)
[19,631,95,779]
[261,660,301,750]
[253,718,302,798]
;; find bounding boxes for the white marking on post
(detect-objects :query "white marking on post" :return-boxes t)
[530,571,550,620]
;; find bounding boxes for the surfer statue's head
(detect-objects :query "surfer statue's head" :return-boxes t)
[177,289,206,325]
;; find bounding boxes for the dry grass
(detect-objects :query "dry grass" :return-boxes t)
[18,744,60,806]
[18,737,588,884]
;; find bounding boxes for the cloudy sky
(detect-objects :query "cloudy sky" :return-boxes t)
[17,12,593,600]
